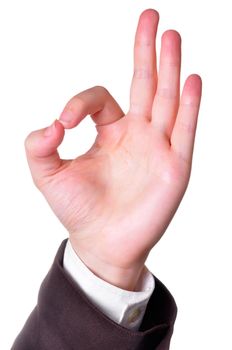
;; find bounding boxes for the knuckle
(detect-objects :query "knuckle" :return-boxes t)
[134,68,153,80]
[24,131,34,151]
[93,85,109,96]
[31,175,40,189]
[70,96,85,110]
[156,87,178,100]
[31,173,47,191]
[178,119,195,134]
[135,38,152,48]
[175,149,191,167]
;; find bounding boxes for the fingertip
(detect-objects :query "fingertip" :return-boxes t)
[25,120,65,158]
[50,119,65,146]
[54,119,65,134]
[188,73,202,83]
[161,30,181,45]
[44,119,56,137]
[140,9,159,21]
[179,74,202,110]
[138,9,159,34]
[185,74,202,96]
[59,108,75,129]
[191,74,202,89]
[58,119,72,129]
[44,118,64,137]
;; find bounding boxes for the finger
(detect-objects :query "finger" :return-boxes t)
[151,30,181,137]
[129,9,159,119]
[59,86,124,129]
[171,74,202,164]
[25,120,65,185]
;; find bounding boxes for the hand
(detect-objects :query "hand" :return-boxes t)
[25,9,202,291]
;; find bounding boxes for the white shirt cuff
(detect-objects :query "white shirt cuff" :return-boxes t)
[63,239,155,331]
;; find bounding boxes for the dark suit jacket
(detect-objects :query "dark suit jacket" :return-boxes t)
[12,239,177,350]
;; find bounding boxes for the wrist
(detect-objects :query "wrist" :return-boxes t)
[69,238,146,291]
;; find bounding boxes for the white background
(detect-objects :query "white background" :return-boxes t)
[1,0,231,349]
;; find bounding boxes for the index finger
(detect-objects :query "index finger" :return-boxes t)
[59,86,124,128]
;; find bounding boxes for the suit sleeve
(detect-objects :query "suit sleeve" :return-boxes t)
[63,238,156,331]
[11,239,177,350]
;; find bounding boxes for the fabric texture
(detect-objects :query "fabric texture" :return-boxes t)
[12,239,177,350]
[63,239,155,331]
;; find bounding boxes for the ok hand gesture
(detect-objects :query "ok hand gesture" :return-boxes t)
[25,9,202,290]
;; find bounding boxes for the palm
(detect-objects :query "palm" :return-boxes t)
[41,113,189,266]
[25,9,202,272]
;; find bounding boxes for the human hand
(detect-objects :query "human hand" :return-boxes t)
[25,9,202,291]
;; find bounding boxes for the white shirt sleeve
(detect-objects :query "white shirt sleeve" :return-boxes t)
[63,239,155,331]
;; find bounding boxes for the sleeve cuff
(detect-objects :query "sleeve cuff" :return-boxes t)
[63,239,155,330]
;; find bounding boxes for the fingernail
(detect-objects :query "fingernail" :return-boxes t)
[59,109,73,126]
[44,120,56,137]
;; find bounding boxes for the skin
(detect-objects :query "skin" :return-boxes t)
[25,9,202,291]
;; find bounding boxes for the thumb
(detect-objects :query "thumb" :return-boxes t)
[24,119,65,186]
